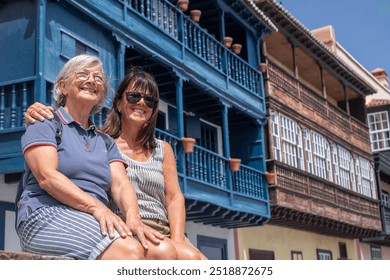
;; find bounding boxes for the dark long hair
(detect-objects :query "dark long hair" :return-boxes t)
[101,67,159,150]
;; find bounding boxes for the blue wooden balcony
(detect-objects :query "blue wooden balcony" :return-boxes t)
[74,0,265,113]
[0,79,33,173]
[0,0,270,228]
[156,129,270,228]
[1,0,268,170]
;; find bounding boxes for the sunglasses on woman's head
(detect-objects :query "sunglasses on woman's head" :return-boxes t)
[125,91,158,108]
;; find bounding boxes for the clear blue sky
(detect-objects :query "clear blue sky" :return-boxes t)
[280,0,390,73]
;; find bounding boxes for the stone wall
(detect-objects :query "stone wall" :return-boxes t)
[0,250,74,260]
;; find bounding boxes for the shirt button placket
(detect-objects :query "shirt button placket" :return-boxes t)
[83,135,89,150]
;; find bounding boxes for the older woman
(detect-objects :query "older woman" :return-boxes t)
[17,55,157,260]
[25,67,207,260]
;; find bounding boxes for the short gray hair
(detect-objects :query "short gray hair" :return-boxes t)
[53,54,107,115]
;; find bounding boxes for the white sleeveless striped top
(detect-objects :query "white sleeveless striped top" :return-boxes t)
[119,139,168,223]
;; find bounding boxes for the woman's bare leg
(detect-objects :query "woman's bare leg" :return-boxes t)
[97,237,145,260]
[144,238,178,260]
[167,239,208,260]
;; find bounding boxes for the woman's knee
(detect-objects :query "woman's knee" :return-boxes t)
[178,246,202,260]
[146,240,178,260]
[99,237,145,260]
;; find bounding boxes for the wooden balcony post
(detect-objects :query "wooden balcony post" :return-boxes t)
[34,0,47,102]
[10,85,16,128]
[22,83,28,127]
[222,103,230,159]
[344,84,350,115]
[0,87,4,129]
[290,42,298,79]
[117,43,126,85]
[175,74,185,138]
[178,10,184,53]
[222,103,233,191]
[174,73,187,191]
[319,64,327,98]
[219,9,226,41]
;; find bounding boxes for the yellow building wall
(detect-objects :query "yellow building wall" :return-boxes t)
[237,225,357,260]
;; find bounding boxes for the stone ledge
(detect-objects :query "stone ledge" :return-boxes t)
[0,250,75,260]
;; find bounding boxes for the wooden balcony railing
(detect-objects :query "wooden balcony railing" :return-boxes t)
[232,164,266,198]
[185,146,227,189]
[0,79,33,132]
[155,129,267,201]
[122,0,263,96]
[274,162,380,217]
[267,60,370,145]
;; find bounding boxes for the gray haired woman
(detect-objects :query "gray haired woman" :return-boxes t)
[17,54,160,259]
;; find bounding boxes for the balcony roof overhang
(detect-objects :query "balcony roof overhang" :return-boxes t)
[185,198,269,228]
[253,0,376,97]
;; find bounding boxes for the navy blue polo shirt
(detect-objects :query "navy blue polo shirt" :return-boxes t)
[17,106,127,228]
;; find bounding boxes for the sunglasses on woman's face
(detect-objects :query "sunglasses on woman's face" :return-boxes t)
[125,91,158,108]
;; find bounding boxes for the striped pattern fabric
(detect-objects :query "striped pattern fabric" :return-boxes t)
[17,205,120,260]
[120,139,169,223]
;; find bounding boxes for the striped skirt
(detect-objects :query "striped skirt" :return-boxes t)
[17,205,120,260]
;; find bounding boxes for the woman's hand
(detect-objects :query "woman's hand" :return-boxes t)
[91,202,133,239]
[125,217,165,248]
[24,102,54,124]
[141,223,165,244]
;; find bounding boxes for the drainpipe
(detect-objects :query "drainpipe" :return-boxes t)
[34,0,46,103]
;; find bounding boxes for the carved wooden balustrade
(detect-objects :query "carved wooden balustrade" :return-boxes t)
[267,60,371,146]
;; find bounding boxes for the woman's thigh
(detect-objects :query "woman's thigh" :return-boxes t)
[18,205,120,260]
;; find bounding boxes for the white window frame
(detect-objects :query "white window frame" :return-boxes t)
[312,132,327,180]
[367,111,390,152]
[338,146,351,190]
[272,112,282,162]
[326,141,333,182]
[281,114,298,168]
[355,158,362,194]
[332,144,340,185]
[350,156,356,192]
[359,157,376,199]
[305,129,313,174]
[317,249,332,260]
[296,126,305,171]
